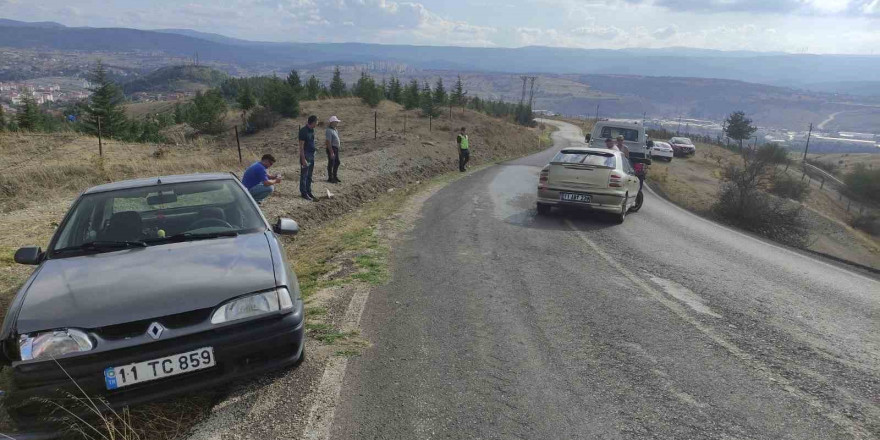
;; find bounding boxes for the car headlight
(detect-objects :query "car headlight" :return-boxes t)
[19,329,94,361]
[211,288,294,325]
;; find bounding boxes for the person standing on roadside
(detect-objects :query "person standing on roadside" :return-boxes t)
[604,137,618,151]
[241,154,282,204]
[457,127,470,172]
[616,135,630,158]
[325,116,342,183]
[299,115,318,201]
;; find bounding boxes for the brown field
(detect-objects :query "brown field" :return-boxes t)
[647,142,880,269]
[806,152,880,176]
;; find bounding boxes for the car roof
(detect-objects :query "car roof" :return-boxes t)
[560,147,622,156]
[595,121,643,129]
[83,173,238,194]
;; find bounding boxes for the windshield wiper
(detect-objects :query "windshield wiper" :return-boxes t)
[54,240,147,255]
[145,231,239,244]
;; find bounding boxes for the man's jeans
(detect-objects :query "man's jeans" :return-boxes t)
[300,152,315,196]
[249,184,274,203]
[327,146,340,180]
[459,148,470,172]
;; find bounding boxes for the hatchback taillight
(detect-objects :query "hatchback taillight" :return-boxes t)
[609,172,623,187]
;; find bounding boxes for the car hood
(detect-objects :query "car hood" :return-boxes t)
[16,233,277,333]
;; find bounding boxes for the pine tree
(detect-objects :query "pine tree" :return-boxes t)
[189,89,228,134]
[0,104,6,131]
[286,70,304,98]
[330,66,347,97]
[388,76,403,104]
[84,61,128,138]
[403,79,420,110]
[450,75,466,108]
[432,78,447,106]
[305,75,321,101]
[261,79,299,118]
[420,81,438,117]
[353,71,370,98]
[174,102,184,124]
[237,83,256,117]
[16,93,42,131]
[724,111,757,150]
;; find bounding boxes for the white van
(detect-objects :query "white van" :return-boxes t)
[585,121,650,160]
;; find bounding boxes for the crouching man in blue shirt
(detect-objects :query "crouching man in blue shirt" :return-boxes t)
[242,154,282,204]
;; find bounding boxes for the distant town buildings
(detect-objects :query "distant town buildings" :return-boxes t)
[0,80,91,110]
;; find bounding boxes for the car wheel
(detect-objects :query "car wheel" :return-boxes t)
[630,191,644,213]
[537,203,552,215]
[614,195,627,224]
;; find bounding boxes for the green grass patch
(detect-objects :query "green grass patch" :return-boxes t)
[305,322,357,344]
[306,306,328,317]
[351,251,388,285]
[334,349,362,357]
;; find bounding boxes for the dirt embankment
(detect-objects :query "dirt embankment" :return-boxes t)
[646,143,880,270]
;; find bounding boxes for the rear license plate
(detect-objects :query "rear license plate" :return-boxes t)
[560,192,591,203]
[104,347,215,390]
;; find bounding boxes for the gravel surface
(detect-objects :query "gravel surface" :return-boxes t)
[328,120,880,440]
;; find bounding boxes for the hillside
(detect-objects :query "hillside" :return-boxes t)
[122,65,227,94]
[2,19,880,88]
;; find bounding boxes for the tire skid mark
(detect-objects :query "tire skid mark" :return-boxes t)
[564,218,875,440]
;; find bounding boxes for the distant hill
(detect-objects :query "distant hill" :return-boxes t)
[801,81,880,98]
[0,19,65,29]
[122,65,227,94]
[2,19,880,88]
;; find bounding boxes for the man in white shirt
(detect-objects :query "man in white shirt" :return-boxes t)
[325,116,342,183]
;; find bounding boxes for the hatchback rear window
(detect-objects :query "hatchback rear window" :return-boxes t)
[552,151,616,168]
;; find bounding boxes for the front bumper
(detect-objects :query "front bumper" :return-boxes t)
[7,300,305,427]
[673,147,695,156]
[537,188,625,213]
[652,150,673,159]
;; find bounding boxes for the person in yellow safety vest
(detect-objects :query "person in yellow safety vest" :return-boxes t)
[457,126,470,172]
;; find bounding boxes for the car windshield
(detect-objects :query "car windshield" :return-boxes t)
[50,180,265,256]
[552,151,616,168]
[671,137,693,145]
[600,127,639,142]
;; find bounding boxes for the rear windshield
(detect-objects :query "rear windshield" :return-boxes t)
[552,151,617,168]
[600,126,640,142]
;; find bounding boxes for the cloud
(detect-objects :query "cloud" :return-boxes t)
[652,24,678,39]
[651,0,807,13]
[571,25,624,40]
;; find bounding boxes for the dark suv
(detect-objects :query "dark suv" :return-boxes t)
[2,173,305,427]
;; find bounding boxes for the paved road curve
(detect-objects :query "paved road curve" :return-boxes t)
[330,121,880,440]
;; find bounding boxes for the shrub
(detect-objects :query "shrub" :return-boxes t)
[850,213,880,236]
[713,152,810,247]
[770,175,810,201]
[247,106,281,132]
[844,163,880,204]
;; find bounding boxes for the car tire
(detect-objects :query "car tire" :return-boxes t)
[537,203,552,215]
[630,191,644,213]
[614,195,627,224]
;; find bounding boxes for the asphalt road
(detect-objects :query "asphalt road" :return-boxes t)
[330,120,880,440]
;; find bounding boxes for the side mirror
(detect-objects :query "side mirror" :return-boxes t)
[14,246,43,265]
[274,218,299,236]
[585,134,592,143]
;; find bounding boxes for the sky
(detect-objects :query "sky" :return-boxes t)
[2,0,879,54]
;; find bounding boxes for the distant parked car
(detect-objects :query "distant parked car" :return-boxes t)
[650,141,674,161]
[669,137,696,157]
[537,147,642,223]
[2,173,305,428]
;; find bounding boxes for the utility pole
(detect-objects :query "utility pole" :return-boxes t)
[803,122,813,161]
[595,101,601,122]
[519,76,528,107]
[527,76,537,109]
[676,115,682,134]
[97,116,103,157]
[642,112,646,125]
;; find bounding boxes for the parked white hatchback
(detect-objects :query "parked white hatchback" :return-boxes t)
[537,148,642,223]
[650,141,674,161]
